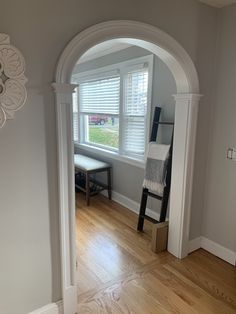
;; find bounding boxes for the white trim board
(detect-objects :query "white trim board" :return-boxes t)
[28,301,63,314]
[188,236,201,253]
[57,301,63,314]
[189,236,236,266]
[101,190,160,221]
[53,20,201,313]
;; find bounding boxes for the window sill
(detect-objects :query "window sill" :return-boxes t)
[74,143,145,169]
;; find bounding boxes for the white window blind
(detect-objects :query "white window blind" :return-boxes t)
[72,88,79,142]
[79,76,120,114]
[72,55,153,162]
[123,68,148,155]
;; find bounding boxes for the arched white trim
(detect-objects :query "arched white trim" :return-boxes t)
[53,20,201,314]
[55,20,199,94]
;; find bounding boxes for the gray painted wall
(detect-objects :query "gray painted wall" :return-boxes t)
[0,0,218,313]
[201,5,236,252]
[73,46,176,213]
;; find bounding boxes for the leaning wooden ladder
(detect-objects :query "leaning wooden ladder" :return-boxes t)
[137,106,174,231]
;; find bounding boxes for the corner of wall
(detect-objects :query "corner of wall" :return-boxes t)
[28,301,63,314]
[189,237,236,266]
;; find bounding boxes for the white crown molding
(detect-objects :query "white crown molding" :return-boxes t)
[0,33,27,128]
[173,93,202,102]
[52,83,77,95]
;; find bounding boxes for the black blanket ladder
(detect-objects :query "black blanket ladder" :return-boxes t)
[137,106,174,231]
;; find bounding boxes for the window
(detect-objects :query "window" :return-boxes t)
[79,75,120,151]
[123,68,149,156]
[73,56,153,162]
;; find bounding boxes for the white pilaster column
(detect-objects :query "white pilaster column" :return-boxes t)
[168,93,202,258]
[52,83,78,314]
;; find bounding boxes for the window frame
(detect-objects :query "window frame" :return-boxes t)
[72,55,154,167]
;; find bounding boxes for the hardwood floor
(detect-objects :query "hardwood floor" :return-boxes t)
[76,194,236,313]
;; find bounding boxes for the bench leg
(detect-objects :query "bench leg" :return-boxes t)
[107,168,112,200]
[86,172,90,206]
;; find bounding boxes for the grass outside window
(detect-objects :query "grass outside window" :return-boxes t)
[88,122,119,149]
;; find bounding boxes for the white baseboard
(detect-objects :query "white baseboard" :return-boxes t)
[201,237,236,266]
[102,190,160,221]
[101,191,236,266]
[188,237,201,253]
[29,301,63,314]
[57,301,63,314]
[189,237,236,266]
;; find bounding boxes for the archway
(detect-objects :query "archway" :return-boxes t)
[52,20,201,314]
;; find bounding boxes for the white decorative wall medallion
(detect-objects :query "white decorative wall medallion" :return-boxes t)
[0,33,27,128]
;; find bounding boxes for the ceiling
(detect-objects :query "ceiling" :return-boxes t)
[199,0,236,7]
[78,40,132,64]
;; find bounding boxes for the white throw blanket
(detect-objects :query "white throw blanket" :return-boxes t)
[143,142,170,196]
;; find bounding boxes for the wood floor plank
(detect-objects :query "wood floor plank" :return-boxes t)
[76,194,236,313]
[189,249,236,289]
[165,259,236,312]
[153,263,235,314]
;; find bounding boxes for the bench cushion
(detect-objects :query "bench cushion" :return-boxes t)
[74,154,110,172]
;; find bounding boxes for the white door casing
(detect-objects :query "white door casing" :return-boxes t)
[52,83,78,314]
[52,20,201,314]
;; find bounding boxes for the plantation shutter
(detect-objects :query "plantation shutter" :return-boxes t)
[72,88,79,142]
[79,76,120,114]
[123,68,149,156]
